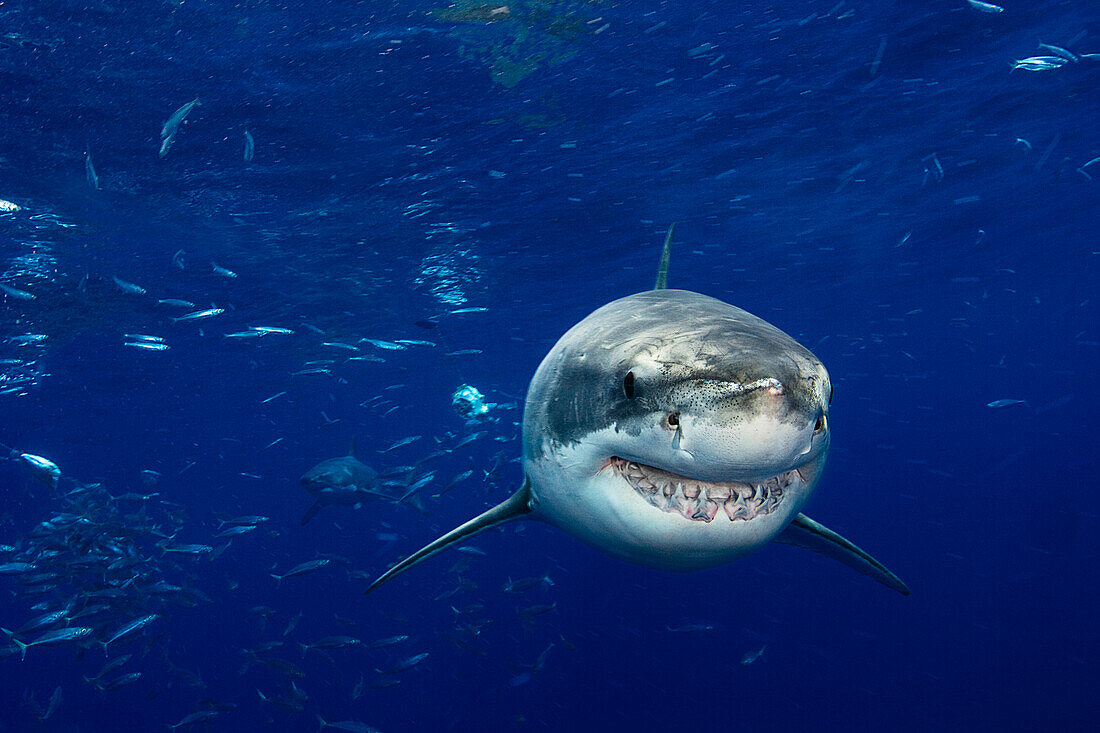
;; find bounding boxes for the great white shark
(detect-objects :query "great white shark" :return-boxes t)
[300,441,382,526]
[366,228,908,596]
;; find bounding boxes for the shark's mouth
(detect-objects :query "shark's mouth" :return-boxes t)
[609,457,801,523]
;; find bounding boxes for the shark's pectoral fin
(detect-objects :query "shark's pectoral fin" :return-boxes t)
[300,500,324,526]
[364,478,534,595]
[774,514,910,596]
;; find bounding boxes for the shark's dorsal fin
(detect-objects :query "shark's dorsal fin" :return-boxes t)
[653,223,675,290]
[364,478,534,594]
[774,514,910,595]
[348,438,357,458]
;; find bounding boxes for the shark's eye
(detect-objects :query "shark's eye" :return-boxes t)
[814,413,827,434]
[666,412,680,428]
[623,371,635,399]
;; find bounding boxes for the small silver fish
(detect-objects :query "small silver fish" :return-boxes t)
[966,0,1003,13]
[741,644,766,665]
[986,399,1027,408]
[112,276,146,295]
[1012,56,1068,71]
[125,342,170,351]
[361,338,406,351]
[85,152,99,189]
[173,308,224,322]
[212,262,238,278]
[0,283,35,300]
[17,453,61,487]
[383,435,422,452]
[161,99,200,139]
[1038,42,1078,63]
[243,129,255,162]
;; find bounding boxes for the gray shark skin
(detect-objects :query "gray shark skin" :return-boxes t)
[365,237,908,596]
[300,449,380,526]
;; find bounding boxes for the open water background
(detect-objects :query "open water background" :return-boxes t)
[0,1,1097,730]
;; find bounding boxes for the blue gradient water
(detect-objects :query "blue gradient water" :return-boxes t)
[0,1,1097,730]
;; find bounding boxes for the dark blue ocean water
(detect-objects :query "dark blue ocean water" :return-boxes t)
[1,0,1097,730]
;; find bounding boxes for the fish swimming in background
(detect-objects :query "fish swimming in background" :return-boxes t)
[0,283,35,300]
[299,441,383,525]
[85,152,99,189]
[741,644,766,665]
[9,450,61,488]
[366,227,909,597]
[986,399,1027,409]
[112,276,146,295]
[159,98,200,158]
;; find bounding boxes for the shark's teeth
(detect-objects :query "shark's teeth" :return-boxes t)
[610,457,797,523]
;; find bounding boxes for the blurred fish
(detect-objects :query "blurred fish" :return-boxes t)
[282,611,302,638]
[0,283,35,300]
[243,129,255,162]
[503,573,553,593]
[398,471,435,501]
[38,685,62,720]
[1012,56,1068,71]
[300,636,362,656]
[383,435,421,452]
[271,559,331,586]
[666,622,716,633]
[159,99,200,158]
[15,608,70,635]
[3,626,94,660]
[966,0,1003,12]
[434,469,473,497]
[211,262,237,278]
[84,654,132,684]
[14,452,61,488]
[85,152,99,189]
[383,652,429,673]
[102,613,158,655]
[316,715,382,733]
[361,338,406,350]
[741,644,766,665]
[986,399,1027,408]
[452,431,488,449]
[169,710,219,729]
[365,634,409,649]
[112,276,146,295]
[94,672,142,691]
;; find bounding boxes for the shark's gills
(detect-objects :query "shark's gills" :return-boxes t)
[364,479,534,594]
[774,513,910,595]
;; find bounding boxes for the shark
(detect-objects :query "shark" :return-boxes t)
[365,227,908,596]
[299,442,383,526]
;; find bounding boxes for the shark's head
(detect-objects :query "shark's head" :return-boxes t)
[300,456,377,495]
[523,290,832,570]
